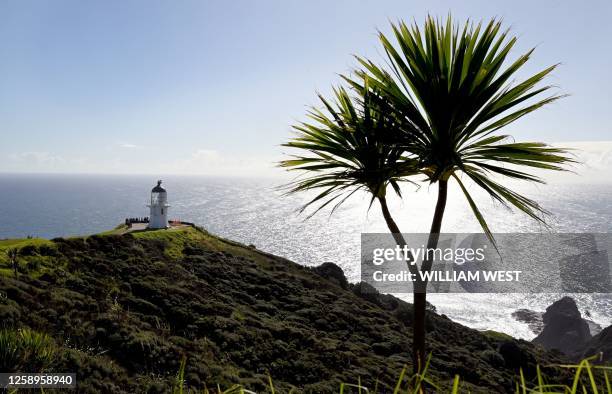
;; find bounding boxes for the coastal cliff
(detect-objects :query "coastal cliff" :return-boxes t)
[0,227,573,393]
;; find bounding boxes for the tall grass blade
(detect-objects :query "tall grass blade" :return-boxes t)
[173,356,187,394]
[339,383,369,394]
[268,375,275,394]
[451,375,460,394]
[393,365,408,394]
[519,369,527,394]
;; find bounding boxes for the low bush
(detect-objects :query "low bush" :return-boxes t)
[0,328,56,372]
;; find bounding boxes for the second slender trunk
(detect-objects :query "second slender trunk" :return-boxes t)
[378,195,405,245]
[413,180,448,374]
[378,196,417,272]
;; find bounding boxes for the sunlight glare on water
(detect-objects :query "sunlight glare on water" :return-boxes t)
[0,174,611,338]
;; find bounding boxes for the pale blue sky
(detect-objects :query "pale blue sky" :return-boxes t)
[1,0,610,175]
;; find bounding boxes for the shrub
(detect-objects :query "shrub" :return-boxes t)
[0,328,56,372]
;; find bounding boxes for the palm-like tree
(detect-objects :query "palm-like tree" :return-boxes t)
[280,85,417,250]
[347,16,576,371]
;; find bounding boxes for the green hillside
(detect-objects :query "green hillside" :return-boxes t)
[0,227,572,393]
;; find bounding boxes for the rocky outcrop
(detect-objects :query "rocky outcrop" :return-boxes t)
[517,297,608,361]
[512,309,544,334]
[312,261,349,289]
[532,297,591,355]
[513,304,601,339]
[581,325,612,362]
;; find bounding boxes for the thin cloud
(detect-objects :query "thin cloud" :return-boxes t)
[9,151,66,165]
[118,143,143,149]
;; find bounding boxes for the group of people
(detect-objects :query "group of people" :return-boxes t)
[125,217,149,227]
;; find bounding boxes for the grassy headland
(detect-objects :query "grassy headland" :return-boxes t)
[0,227,576,392]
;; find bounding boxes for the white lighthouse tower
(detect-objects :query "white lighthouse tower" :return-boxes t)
[148,180,169,229]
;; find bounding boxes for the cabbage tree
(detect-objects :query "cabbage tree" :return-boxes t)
[348,16,575,371]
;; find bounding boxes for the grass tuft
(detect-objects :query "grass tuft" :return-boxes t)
[0,328,56,372]
[169,355,612,393]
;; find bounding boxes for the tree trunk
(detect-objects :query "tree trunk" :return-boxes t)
[378,196,405,245]
[378,197,417,271]
[413,179,448,374]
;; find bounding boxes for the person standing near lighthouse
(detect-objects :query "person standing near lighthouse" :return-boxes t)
[148,180,169,229]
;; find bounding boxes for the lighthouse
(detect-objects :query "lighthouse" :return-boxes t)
[148,180,169,229]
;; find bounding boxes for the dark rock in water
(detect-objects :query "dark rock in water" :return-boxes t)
[512,309,544,334]
[581,325,612,362]
[312,262,348,289]
[532,297,591,355]
[513,307,601,337]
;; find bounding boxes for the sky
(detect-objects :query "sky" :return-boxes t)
[0,0,611,176]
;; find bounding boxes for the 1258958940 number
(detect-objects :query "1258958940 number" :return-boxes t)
[0,373,76,388]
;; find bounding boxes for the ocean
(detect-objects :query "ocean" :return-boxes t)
[1,173,611,339]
